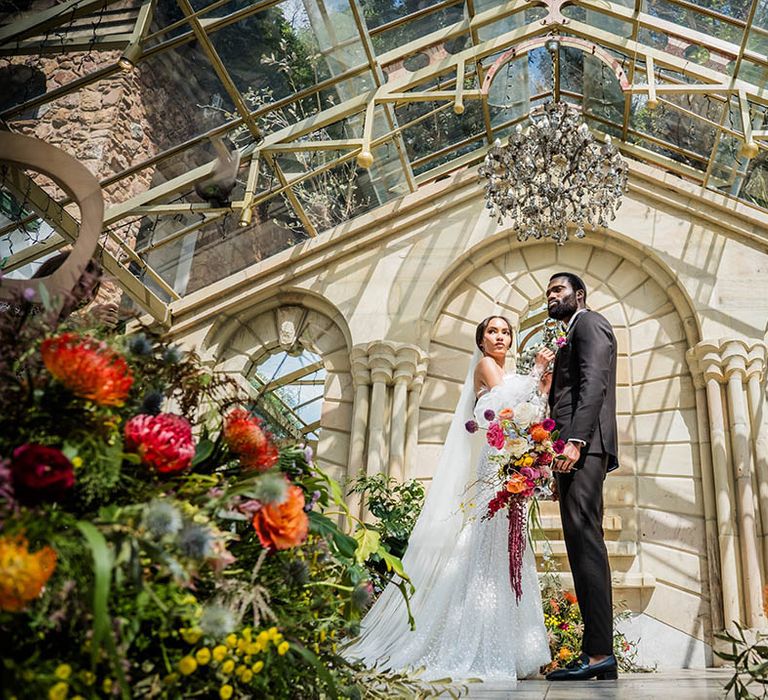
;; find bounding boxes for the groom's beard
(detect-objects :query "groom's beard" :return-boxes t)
[547,293,578,321]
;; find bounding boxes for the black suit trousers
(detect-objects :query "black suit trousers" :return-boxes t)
[555,452,613,656]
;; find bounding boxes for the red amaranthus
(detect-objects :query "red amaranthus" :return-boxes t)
[41,332,133,406]
[223,408,279,471]
[124,413,195,474]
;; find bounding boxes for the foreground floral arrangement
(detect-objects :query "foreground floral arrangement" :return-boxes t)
[0,305,462,699]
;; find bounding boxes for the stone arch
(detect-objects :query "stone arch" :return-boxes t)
[201,291,353,480]
[416,238,713,667]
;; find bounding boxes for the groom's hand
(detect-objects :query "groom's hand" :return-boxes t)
[554,441,581,472]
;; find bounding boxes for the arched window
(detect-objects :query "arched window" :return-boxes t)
[250,347,326,446]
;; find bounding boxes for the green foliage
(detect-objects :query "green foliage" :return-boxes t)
[716,622,768,699]
[349,473,425,558]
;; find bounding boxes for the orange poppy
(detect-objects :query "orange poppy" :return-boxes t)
[0,535,57,612]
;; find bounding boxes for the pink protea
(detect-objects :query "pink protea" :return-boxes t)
[486,422,506,450]
[124,413,195,474]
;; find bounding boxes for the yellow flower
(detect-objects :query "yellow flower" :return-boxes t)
[558,647,573,661]
[163,673,179,685]
[257,631,269,647]
[71,696,84,700]
[277,641,289,656]
[221,659,235,675]
[225,633,237,648]
[178,656,198,676]
[245,642,259,655]
[102,679,113,694]
[235,664,247,678]
[267,626,279,640]
[212,645,228,662]
[195,647,211,665]
[219,685,233,700]
[241,669,253,683]
[272,633,284,645]
[181,627,202,644]
[48,683,68,700]
[79,671,95,686]
[319,629,327,643]
[71,457,83,469]
[252,661,264,674]
[242,627,252,641]
[181,594,197,605]
[54,664,72,680]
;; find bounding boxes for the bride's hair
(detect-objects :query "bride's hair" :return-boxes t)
[475,315,514,354]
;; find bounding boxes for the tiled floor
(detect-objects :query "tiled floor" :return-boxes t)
[443,669,733,699]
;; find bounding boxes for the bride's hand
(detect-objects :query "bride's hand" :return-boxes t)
[534,348,555,374]
[539,370,552,396]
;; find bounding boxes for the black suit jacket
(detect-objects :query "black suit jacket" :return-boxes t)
[548,309,619,472]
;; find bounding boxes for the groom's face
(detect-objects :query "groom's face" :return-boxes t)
[546,277,580,321]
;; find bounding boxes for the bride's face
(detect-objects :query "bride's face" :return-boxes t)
[481,318,512,360]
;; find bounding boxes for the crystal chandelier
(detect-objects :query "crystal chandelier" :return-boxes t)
[479,101,628,245]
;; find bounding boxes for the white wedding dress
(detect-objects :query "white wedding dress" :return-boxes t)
[344,355,551,681]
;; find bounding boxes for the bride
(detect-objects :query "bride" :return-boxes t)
[344,316,555,681]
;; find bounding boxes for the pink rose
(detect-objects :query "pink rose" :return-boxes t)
[552,439,566,454]
[542,418,556,431]
[537,452,553,466]
[486,423,506,450]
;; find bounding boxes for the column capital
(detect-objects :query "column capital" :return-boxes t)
[688,339,767,385]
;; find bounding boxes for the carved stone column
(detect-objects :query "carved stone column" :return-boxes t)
[687,356,724,634]
[347,346,371,521]
[366,343,396,481]
[745,348,768,574]
[689,339,768,631]
[722,341,764,628]
[405,358,428,482]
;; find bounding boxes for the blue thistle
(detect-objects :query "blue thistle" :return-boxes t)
[200,604,236,639]
[143,500,182,537]
[177,522,213,559]
[253,472,288,504]
[128,333,153,356]
[140,390,164,416]
[162,345,183,364]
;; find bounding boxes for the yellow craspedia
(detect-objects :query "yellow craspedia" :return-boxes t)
[235,664,246,678]
[257,631,270,646]
[241,669,253,683]
[272,633,284,645]
[221,659,235,674]
[267,626,279,640]
[71,456,83,469]
[54,664,72,680]
[212,645,227,662]
[225,633,237,648]
[178,656,198,676]
[219,685,233,700]
[245,642,259,655]
[102,679,113,694]
[181,627,202,644]
[79,671,95,687]
[163,673,179,685]
[48,682,68,700]
[277,641,289,656]
[242,627,252,641]
[252,660,264,674]
[195,647,211,665]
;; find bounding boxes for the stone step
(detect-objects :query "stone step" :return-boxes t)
[533,539,637,559]
[538,571,656,591]
[537,513,623,534]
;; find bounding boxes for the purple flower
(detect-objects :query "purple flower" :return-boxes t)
[552,439,566,454]
[542,418,556,431]
[303,490,321,512]
[465,420,479,434]
[22,287,36,302]
[483,409,496,421]
[555,336,567,348]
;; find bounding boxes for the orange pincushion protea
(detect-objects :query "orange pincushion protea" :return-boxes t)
[252,485,308,551]
[41,333,133,406]
[224,408,279,471]
[0,534,56,612]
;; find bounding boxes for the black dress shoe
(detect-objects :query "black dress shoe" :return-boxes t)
[546,653,618,681]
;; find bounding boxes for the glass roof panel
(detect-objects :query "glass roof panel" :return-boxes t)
[4,0,768,314]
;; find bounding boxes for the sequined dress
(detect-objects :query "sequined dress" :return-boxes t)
[345,374,551,681]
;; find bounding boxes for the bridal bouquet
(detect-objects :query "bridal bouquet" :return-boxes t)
[466,409,564,602]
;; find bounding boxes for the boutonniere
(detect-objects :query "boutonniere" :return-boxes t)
[554,328,567,350]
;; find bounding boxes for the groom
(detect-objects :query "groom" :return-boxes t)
[545,272,619,682]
